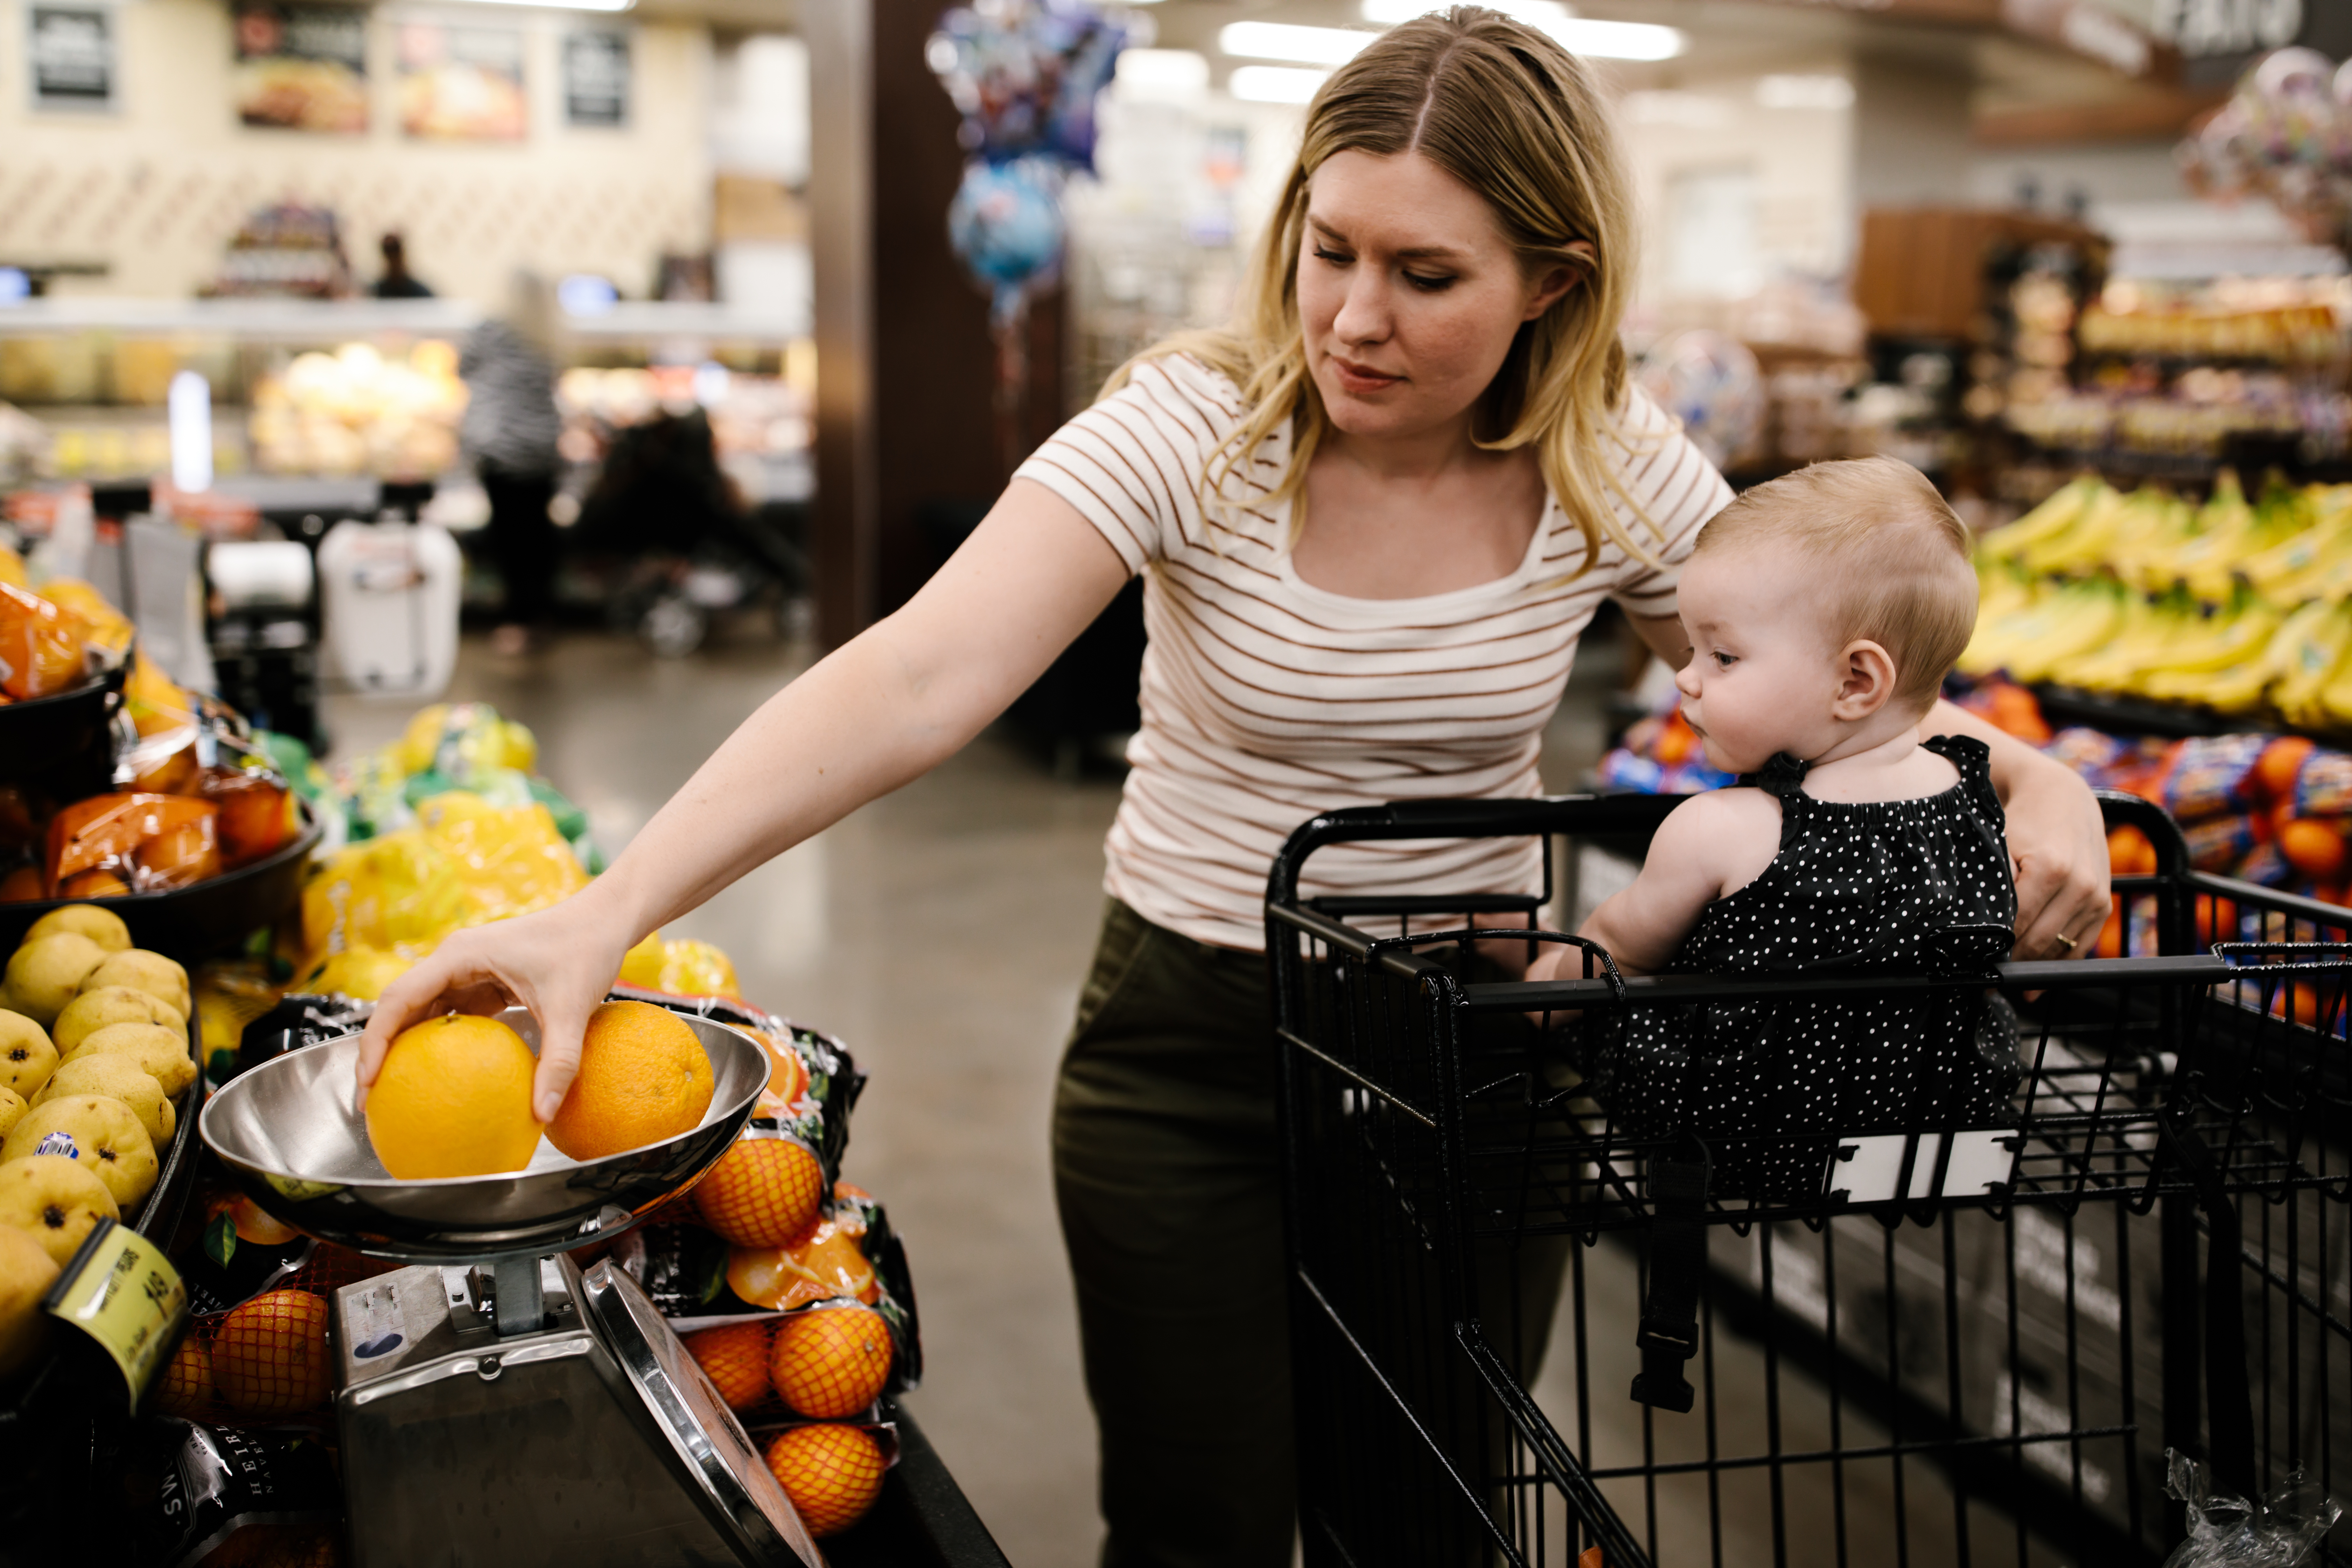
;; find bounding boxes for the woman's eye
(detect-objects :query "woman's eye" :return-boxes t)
[1403,272,1456,292]
[1313,247,1351,266]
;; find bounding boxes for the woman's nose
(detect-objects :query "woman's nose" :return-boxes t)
[1332,272,1389,345]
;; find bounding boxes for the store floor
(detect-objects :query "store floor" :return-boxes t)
[323,622,1623,1568]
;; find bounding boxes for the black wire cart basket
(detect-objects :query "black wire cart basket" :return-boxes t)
[1266,791,2348,1568]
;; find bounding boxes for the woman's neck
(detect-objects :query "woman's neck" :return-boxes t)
[1319,412,1486,487]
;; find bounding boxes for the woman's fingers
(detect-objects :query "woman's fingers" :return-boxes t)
[530,989,595,1125]
[2012,787,2113,960]
[351,934,519,1105]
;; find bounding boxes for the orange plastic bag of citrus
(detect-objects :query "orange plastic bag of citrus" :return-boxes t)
[46,792,221,895]
[0,581,90,700]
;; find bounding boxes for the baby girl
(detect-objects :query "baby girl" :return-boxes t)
[1533,456,2021,1198]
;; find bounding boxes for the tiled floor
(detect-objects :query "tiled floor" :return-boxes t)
[324,617,1625,1568]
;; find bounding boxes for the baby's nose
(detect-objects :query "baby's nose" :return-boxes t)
[1674,662,1701,697]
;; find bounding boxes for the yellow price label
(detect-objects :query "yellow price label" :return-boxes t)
[46,1221,188,1409]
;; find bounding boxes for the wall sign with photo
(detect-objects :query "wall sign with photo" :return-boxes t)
[398,19,527,141]
[563,29,629,128]
[28,2,115,113]
[233,2,369,133]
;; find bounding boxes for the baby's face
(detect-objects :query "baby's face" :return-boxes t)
[1672,547,1849,775]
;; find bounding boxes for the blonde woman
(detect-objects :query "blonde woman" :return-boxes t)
[363,10,2109,1561]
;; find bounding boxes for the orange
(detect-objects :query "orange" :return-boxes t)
[747,1029,810,1110]
[545,1000,715,1161]
[214,1290,331,1415]
[364,1014,541,1179]
[2257,736,2315,804]
[727,1221,878,1312]
[2277,818,2347,881]
[154,1331,215,1419]
[694,1138,824,1246]
[2106,826,2157,877]
[2096,897,2124,958]
[771,1304,892,1419]
[682,1319,774,1410]
[763,1424,887,1537]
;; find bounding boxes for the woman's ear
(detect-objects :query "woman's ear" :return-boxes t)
[1831,639,1899,721]
[1522,242,1595,321]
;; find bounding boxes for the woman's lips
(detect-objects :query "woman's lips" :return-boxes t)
[1330,355,1403,395]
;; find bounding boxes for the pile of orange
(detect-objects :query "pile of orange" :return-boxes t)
[682,1302,892,1421]
[764,1424,887,1538]
[693,1138,825,1246]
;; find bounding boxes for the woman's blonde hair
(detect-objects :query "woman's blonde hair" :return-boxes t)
[1106,6,1651,570]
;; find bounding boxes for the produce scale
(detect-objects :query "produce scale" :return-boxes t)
[198,1006,825,1568]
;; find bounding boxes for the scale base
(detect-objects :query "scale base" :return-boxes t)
[332,1256,818,1568]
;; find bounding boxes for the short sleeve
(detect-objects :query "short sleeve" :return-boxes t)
[1012,355,1244,577]
[1600,386,1735,620]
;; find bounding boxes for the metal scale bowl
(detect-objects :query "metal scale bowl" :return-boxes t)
[200,1007,825,1568]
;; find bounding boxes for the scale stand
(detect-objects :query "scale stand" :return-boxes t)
[198,1006,820,1568]
[331,1252,819,1568]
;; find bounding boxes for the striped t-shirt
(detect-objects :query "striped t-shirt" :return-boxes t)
[1014,353,1732,950]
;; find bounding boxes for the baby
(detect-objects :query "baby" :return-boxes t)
[1537,456,2021,1198]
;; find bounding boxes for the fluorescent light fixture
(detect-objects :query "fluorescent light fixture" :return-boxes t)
[1219,21,1376,65]
[1361,0,1681,59]
[440,0,634,12]
[1624,89,1731,128]
[1116,48,1210,98]
[1228,64,1329,103]
[1756,73,1853,110]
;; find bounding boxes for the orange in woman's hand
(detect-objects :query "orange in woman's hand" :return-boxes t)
[545,1000,714,1161]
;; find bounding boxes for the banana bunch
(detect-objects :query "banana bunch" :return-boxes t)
[1967,468,2352,726]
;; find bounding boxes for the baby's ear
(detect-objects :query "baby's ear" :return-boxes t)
[1832,639,1899,719]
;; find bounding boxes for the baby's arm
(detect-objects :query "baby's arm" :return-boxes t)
[1534,789,1783,981]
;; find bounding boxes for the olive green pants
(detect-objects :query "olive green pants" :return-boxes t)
[1052,899,1572,1568]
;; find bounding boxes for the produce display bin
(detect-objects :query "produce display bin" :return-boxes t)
[1267,792,2347,1568]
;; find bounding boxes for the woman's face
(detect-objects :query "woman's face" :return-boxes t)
[1297,149,1573,444]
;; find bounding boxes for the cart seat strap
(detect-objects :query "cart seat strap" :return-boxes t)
[1631,1138,1710,1414]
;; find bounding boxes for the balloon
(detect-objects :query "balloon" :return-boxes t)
[2179,48,2352,251]
[947,156,1069,321]
[927,0,1133,173]
[1636,331,1764,471]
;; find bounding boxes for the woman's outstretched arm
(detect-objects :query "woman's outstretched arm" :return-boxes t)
[356,479,1131,1119]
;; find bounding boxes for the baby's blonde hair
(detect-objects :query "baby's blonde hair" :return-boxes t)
[1694,457,1976,714]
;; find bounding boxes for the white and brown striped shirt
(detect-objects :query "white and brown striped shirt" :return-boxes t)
[1015,354,1731,950]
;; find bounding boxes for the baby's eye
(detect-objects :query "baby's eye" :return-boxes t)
[1712,651,1738,669]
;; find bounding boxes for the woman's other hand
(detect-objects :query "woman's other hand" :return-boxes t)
[354,891,638,1125]
[1927,699,2110,960]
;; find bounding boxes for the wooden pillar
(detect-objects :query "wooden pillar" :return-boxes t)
[807,0,1065,649]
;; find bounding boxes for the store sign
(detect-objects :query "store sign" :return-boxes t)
[27,2,114,112]
[564,29,629,128]
[2002,0,2175,79]
[234,3,369,133]
[398,20,527,141]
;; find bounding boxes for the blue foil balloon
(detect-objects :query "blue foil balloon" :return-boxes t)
[948,156,1068,322]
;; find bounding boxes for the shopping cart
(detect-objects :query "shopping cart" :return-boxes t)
[1267,791,2348,1568]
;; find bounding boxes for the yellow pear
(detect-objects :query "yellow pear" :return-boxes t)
[0,1013,55,1099]
[0,1224,58,1379]
[52,986,184,1057]
[0,1096,156,1210]
[0,1154,118,1267]
[4,935,107,1026]
[23,904,131,954]
[62,1022,195,1098]
[0,1087,21,1140]
[34,1056,173,1146]
[80,950,189,1021]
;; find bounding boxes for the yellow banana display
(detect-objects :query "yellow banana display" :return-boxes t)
[1966,469,2352,722]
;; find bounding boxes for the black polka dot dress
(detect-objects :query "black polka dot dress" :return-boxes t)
[1596,734,2022,1200]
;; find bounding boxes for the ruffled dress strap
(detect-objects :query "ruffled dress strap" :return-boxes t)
[1921,733,2004,828]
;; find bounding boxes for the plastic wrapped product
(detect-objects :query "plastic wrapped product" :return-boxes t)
[2161,1450,2340,1568]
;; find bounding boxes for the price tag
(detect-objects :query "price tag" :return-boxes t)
[44,1219,189,1409]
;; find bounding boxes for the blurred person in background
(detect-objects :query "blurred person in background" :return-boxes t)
[460,270,564,656]
[372,232,433,299]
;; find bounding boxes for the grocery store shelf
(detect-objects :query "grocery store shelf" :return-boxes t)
[0,296,808,346]
[2031,682,2352,748]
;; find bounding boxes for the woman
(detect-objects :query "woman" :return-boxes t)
[458,269,564,655]
[362,12,2110,1563]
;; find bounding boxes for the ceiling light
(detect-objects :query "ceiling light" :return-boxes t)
[1219,21,1376,65]
[1756,73,1853,110]
[1117,48,1210,98]
[1624,90,1731,128]
[1361,0,1681,60]
[1228,64,1330,103]
[440,0,635,12]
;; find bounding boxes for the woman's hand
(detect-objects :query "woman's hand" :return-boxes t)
[355,889,639,1124]
[1927,700,2110,960]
